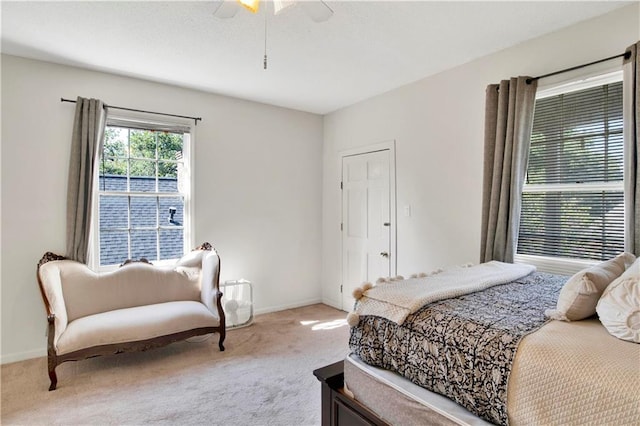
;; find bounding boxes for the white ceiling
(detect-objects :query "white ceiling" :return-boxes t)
[1,1,631,114]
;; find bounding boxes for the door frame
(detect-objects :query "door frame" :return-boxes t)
[340,140,397,310]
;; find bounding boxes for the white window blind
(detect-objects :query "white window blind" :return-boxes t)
[517,79,624,262]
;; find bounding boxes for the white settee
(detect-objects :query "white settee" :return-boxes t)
[36,243,225,390]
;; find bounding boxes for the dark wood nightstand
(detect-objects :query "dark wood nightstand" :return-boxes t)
[313,361,390,426]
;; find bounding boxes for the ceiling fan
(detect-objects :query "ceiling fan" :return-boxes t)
[213,0,334,23]
[213,0,333,70]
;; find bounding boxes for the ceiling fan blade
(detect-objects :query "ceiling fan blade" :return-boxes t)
[213,0,240,19]
[300,0,334,23]
[274,0,296,15]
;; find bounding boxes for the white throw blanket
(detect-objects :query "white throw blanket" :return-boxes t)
[354,261,536,325]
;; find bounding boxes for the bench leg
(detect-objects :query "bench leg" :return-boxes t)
[218,329,225,351]
[48,363,58,391]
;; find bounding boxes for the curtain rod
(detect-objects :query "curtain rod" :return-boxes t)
[60,98,202,125]
[526,51,630,84]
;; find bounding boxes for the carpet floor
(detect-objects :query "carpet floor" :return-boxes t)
[1,303,350,425]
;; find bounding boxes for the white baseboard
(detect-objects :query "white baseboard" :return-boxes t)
[254,298,323,315]
[1,347,46,365]
[321,297,342,311]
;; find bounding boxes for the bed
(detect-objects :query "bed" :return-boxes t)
[327,259,640,426]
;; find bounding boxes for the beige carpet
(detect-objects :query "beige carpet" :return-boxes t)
[1,304,350,425]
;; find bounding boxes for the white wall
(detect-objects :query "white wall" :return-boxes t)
[321,4,640,309]
[2,4,638,363]
[1,55,324,363]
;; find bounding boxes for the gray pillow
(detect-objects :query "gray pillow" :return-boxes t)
[546,252,635,321]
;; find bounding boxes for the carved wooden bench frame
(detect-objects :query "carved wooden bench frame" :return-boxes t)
[36,244,226,390]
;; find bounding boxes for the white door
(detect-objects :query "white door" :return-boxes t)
[341,150,391,311]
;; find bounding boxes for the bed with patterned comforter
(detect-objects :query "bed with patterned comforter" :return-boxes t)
[349,262,640,425]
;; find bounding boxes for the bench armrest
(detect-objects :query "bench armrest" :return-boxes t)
[37,256,69,350]
[200,250,225,326]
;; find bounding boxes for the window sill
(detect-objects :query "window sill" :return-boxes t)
[514,253,597,276]
[92,257,180,272]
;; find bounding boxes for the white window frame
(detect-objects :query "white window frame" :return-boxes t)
[515,68,624,275]
[89,111,194,271]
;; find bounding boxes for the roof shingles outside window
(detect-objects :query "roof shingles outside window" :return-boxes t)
[99,175,183,265]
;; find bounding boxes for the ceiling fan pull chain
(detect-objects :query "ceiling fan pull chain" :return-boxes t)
[263,7,268,70]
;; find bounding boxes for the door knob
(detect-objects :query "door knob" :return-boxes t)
[383,222,390,227]
[380,252,389,258]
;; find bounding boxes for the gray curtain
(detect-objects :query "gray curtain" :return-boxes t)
[623,42,640,255]
[66,97,106,263]
[480,77,538,263]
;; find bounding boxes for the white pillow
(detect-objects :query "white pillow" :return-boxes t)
[546,252,635,321]
[596,257,640,343]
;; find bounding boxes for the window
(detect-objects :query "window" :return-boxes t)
[517,72,623,263]
[93,115,192,268]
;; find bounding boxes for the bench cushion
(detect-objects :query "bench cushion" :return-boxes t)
[56,301,220,355]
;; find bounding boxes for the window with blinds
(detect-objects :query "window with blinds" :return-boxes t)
[517,78,624,261]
